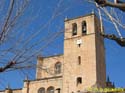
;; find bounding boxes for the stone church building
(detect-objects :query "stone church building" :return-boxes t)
[0,13,114,93]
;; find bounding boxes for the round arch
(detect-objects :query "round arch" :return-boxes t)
[38,87,45,93]
[55,62,61,74]
[47,86,54,93]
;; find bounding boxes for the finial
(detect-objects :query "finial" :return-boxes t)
[91,9,95,14]
[107,76,110,82]
[6,83,10,89]
[65,16,68,21]
[25,75,29,81]
[113,82,115,87]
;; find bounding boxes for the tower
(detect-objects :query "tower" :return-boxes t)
[63,13,106,93]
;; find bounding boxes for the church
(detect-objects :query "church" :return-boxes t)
[0,13,114,93]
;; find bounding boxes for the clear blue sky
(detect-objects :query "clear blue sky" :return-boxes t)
[0,0,125,90]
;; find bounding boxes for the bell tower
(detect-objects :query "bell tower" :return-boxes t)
[63,13,106,93]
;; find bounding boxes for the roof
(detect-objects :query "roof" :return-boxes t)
[38,54,63,59]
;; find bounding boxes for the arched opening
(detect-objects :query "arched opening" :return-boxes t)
[77,77,82,85]
[38,87,45,93]
[72,23,77,36]
[47,86,54,93]
[55,62,61,74]
[82,21,87,35]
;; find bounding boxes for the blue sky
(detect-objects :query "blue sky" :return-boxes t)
[0,0,125,90]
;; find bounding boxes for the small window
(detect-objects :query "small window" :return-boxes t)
[55,62,61,74]
[77,90,80,93]
[77,77,82,85]
[78,56,81,65]
[82,21,87,35]
[78,44,81,47]
[38,87,45,93]
[72,23,77,36]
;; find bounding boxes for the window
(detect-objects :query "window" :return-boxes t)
[55,62,61,74]
[78,56,81,65]
[47,86,54,93]
[82,21,87,35]
[72,23,77,36]
[77,77,82,85]
[77,90,81,93]
[38,87,45,93]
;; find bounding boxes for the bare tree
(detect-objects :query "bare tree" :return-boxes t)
[86,0,125,47]
[0,0,30,72]
[0,0,79,89]
[95,0,125,11]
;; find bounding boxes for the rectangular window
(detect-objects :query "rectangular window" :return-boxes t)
[77,77,82,85]
[78,56,81,65]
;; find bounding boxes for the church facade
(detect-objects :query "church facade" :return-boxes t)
[0,13,113,93]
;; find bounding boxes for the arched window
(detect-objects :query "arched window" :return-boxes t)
[47,86,54,93]
[55,62,61,74]
[72,23,77,36]
[82,21,87,35]
[38,87,45,93]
